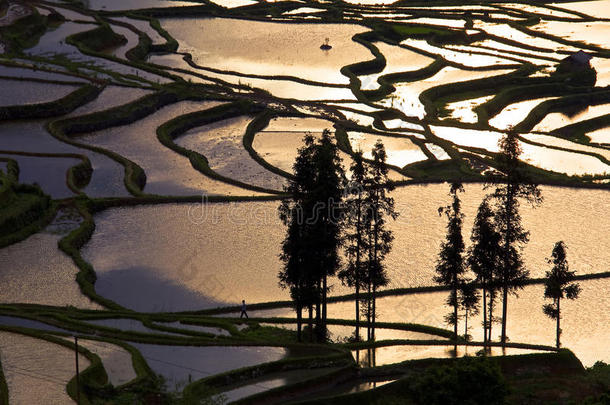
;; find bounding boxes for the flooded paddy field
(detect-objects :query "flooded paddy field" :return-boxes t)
[1,0,609,402]
[161,17,372,85]
[0,79,78,106]
[81,184,609,311]
[0,332,90,404]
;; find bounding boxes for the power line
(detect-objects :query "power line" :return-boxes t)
[2,363,69,386]
[2,334,288,396]
[82,339,278,391]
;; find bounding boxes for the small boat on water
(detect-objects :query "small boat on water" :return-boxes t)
[320,37,332,50]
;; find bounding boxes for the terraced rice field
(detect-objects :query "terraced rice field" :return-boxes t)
[0,0,609,402]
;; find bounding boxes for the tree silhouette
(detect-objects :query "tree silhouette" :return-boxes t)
[489,132,542,347]
[278,130,345,341]
[543,241,581,349]
[363,141,397,341]
[460,280,480,342]
[309,129,345,339]
[435,182,466,346]
[468,197,502,346]
[278,134,317,341]
[339,150,369,342]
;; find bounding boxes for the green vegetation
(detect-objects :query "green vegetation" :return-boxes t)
[297,350,607,404]
[0,84,102,121]
[156,101,284,194]
[370,23,466,44]
[0,12,48,51]
[0,171,54,248]
[0,326,8,405]
[67,24,127,53]
[411,357,508,405]
[514,89,610,134]
[1,0,610,404]
[58,199,127,310]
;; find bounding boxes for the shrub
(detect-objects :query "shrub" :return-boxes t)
[0,12,47,50]
[411,357,509,405]
[68,25,127,52]
[588,361,610,392]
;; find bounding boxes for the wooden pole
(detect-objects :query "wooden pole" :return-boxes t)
[74,336,80,405]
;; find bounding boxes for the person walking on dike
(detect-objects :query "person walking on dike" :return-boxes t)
[240,300,248,319]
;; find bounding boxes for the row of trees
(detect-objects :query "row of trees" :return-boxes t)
[279,129,581,348]
[278,129,397,341]
[435,133,580,349]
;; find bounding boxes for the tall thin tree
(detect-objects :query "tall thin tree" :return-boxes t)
[543,241,581,349]
[309,129,345,340]
[363,141,397,341]
[339,150,369,342]
[459,280,480,342]
[490,132,542,347]
[278,134,317,341]
[435,182,466,346]
[468,197,502,345]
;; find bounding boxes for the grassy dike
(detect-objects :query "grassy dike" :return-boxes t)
[1,3,610,404]
[193,270,610,318]
[0,295,596,404]
[0,353,7,405]
[0,150,94,193]
[156,100,286,195]
[183,350,354,400]
[0,165,56,248]
[54,192,287,311]
[0,84,105,194]
[45,82,279,199]
[475,82,595,125]
[243,110,293,179]
[0,315,355,403]
[0,11,50,51]
[0,324,108,405]
[57,198,127,310]
[552,113,610,142]
[228,366,355,405]
[107,15,178,62]
[0,84,102,121]
[293,350,589,405]
[0,319,171,404]
[513,89,610,133]
[64,19,182,88]
[47,87,192,196]
[420,65,537,120]
[67,24,128,53]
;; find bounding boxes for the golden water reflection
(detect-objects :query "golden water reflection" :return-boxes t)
[161,18,371,85]
[0,332,90,404]
[352,345,545,367]
[82,184,609,314]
